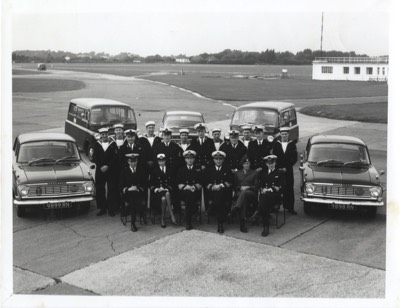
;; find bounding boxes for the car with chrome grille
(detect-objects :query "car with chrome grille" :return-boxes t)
[13,132,96,217]
[299,135,384,217]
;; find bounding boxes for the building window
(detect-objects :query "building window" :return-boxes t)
[382,67,385,75]
[366,67,373,75]
[354,67,361,74]
[377,67,380,75]
[343,67,349,74]
[321,66,333,74]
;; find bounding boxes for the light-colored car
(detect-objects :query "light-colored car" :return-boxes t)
[159,111,207,141]
[12,132,96,217]
[299,135,385,217]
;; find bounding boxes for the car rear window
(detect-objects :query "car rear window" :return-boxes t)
[231,109,278,127]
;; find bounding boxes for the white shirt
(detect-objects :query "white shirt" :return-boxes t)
[199,138,204,145]
[243,140,250,148]
[127,142,135,150]
[101,142,109,152]
[214,142,221,150]
[147,136,155,146]
[180,143,189,151]
[130,167,136,174]
[160,166,166,173]
[116,139,124,147]
[216,166,221,171]
[281,141,288,153]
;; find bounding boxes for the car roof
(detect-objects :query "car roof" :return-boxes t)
[17,133,77,144]
[165,111,203,116]
[70,98,130,108]
[236,101,295,112]
[310,135,366,146]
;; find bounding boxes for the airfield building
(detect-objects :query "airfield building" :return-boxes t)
[312,56,389,81]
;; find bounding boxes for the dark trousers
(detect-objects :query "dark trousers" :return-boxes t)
[234,190,258,219]
[283,169,295,211]
[180,190,200,226]
[258,192,281,222]
[95,170,116,212]
[208,188,231,224]
[125,190,146,223]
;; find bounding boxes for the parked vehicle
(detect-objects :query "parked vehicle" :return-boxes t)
[65,98,137,154]
[229,101,299,143]
[37,63,47,71]
[299,135,385,217]
[159,111,207,141]
[12,133,96,217]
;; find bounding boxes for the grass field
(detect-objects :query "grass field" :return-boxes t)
[299,102,388,123]
[13,78,86,92]
[12,69,48,75]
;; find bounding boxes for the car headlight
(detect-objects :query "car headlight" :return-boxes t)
[17,185,30,196]
[305,183,316,195]
[267,135,274,142]
[83,182,95,194]
[369,186,382,198]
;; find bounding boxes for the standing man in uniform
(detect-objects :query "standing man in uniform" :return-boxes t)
[248,125,273,172]
[273,127,298,215]
[239,124,254,148]
[143,121,161,151]
[176,150,202,230]
[189,123,214,171]
[210,128,224,151]
[204,151,233,234]
[153,128,183,174]
[220,130,247,173]
[177,128,190,152]
[89,127,118,216]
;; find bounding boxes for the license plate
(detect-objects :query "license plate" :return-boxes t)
[328,204,356,211]
[45,201,72,209]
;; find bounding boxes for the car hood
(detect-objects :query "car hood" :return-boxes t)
[304,163,379,185]
[15,163,91,184]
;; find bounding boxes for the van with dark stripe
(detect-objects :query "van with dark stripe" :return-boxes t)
[65,98,137,154]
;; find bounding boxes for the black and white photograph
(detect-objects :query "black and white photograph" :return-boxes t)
[2,0,400,307]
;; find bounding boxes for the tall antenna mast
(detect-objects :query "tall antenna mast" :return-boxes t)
[320,12,324,57]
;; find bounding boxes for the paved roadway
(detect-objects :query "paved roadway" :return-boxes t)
[10,69,387,302]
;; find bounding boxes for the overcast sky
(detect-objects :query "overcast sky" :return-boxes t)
[12,0,390,57]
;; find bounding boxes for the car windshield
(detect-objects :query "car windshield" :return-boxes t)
[164,115,203,128]
[308,143,370,165]
[90,107,135,125]
[231,108,278,126]
[18,141,80,163]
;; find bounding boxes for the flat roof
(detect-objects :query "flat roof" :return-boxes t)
[237,101,295,112]
[17,133,76,144]
[165,111,203,116]
[70,98,129,108]
[310,135,366,146]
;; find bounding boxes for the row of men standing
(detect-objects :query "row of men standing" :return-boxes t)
[89,120,298,233]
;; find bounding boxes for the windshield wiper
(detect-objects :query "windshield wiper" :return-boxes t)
[55,156,80,164]
[28,157,55,166]
[343,161,369,167]
[317,159,344,166]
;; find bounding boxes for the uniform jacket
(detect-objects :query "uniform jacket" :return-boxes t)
[119,166,147,194]
[176,165,202,188]
[248,139,273,170]
[90,140,118,173]
[239,136,254,148]
[212,138,224,151]
[258,168,283,194]
[149,165,175,192]
[119,139,152,170]
[142,135,162,150]
[204,164,233,189]
[233,168,259,193]
[188,136,214,169]
[220,141,247,171]
[153,141,183,172]
[177,141,191,152]
[272,140,298,171]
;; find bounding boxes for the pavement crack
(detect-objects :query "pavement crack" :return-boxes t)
[14,222,49,233]
[58,222,88,238]
[106,235,117,253]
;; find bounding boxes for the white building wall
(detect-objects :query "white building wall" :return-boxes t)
[312,62,388,81]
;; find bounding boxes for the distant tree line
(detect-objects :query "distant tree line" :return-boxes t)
[12,49,371,65]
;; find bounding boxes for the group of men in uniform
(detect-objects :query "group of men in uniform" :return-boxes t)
[89,120,298,237]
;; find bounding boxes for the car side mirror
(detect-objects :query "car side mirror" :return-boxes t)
[90,165,96,170]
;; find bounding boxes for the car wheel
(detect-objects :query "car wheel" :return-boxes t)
[16,205,26,217]
[365,206,377,218]
[303,202,312,215]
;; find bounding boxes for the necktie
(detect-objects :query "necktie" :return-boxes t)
[162,167,166,174]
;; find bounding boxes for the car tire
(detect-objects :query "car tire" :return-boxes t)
[365,206,377,218]
[303,202,312,215]
[16,205,26,217]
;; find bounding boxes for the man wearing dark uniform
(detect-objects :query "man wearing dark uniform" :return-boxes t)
[119,129,153,171]
[188,123,214,171]
[204,151,233,234]
[176,150,202,230]
[230,155,259,233]
[248,125,273,172]
[119,154,147,232]
[220,130,247,173]
[153,128,183,174]
[239,124,254,148]
[272,127,298,214]
[89,127,119,216]
[143,121,162,151]
[177,128,190,152]
[210,128,224,151]
[251,155,283,237]
[150,153,177,228]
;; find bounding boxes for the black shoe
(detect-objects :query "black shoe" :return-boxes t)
[218,223,224,234]
[161,221,166,228]
[288,210,298,215]
[240,220,247,233]
[261,228,269,237]
[186,224,193,230]
[131,224,138,232]
[108,211,115,217]
[96,209,106,216]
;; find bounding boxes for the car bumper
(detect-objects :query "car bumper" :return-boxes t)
[14,196,95,206]
[301,197,384,207]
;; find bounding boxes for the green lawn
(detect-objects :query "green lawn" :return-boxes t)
[13,78,86,93]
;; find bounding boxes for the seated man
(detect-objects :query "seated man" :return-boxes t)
[230,155,259,233]
[250,155,283,237]
[150,153,177,228]
[176,150,202,230]
[119,153,147,232]
[204,150,233,234]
